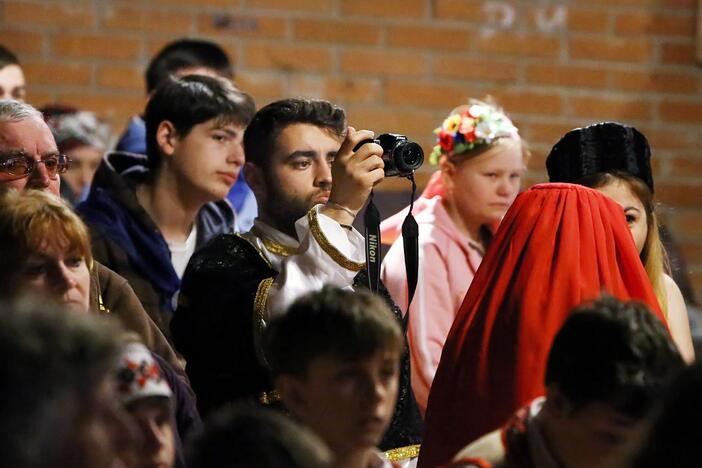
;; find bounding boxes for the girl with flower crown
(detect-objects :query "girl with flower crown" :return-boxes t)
[380,99,528,416]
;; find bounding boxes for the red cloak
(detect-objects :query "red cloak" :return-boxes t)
[418,183,665,467]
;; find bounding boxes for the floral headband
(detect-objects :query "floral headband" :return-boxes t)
[429,102,519,165]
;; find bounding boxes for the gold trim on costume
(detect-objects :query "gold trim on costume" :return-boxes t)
[259,389,281,405]
[261,236,298,257]
[97,292,110,314]
[253,277,274,366]
[384,444,421,461]
[307,208,364,272]
[235,233,273,268]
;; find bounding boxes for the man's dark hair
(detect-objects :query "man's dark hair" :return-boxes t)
[0,299,122,468]
[545,295,683,418]
[0,45,20,69]
[264,286,403,378]
[145,38,233,94]
[144,74,255,174]
[187,404,331,468]
[631,361,702,468]
[243,98,346,169]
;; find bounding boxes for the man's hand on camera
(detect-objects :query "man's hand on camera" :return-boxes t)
[321,127,384,225]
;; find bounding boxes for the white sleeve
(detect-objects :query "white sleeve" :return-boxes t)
[264,205,365,317]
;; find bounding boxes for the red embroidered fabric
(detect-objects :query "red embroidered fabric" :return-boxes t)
[418,183,666,468]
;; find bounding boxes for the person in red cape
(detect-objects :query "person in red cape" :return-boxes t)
[417,183,668,468]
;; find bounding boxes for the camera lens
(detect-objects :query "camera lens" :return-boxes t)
[395,142,424,174]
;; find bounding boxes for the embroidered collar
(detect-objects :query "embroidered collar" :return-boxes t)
[250,222,299,257]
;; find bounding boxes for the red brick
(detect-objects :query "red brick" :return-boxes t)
[522,122,577,146]
[670,158,702,177]
[387,25,470,50]
[289,76,382,104]
[294,19,380,45]
[345,106,440,137]
[615,12,695,37]
[565,8,610,33]
[433,56,517,82]
[56,93,144,121]
[679,242,702,263]
[659,101,702,123]
[569,36,653,62]
[477,33,561,58]
[101,6,192,33]
[22,61,92,87]
[656,182,702,208]
[53,34,141,60]
[488,90,564,116]
[434,0,486,22]
[642,127,699,151]
[569,96,652,120]
[24,90,54,107]
[98,65,143,90]
[340,50,427,77]
[143,0,239,5]
[385,81,474,108]
[0,30,43,55]
[245,43,332,73]
[341,0,425,18]
[661,43,696,65]
[3,1,95,28]
[235,72,284,103]
[200,14,287,39]
[248,0,332,11]
[610,70,698,94]
[670,212,702,237]
[526,64,608,89]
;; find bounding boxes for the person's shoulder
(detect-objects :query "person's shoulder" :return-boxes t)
[452,429,505,466]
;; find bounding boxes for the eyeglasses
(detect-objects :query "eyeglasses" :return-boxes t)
[0,153,70,180]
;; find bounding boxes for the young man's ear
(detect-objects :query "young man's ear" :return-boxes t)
[244,162,267,204]
[155,120,179,157]
[275,375,308,417]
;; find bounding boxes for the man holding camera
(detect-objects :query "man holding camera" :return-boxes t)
[172,98,422,452]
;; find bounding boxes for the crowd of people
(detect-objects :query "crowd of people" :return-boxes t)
[0,37,700,468]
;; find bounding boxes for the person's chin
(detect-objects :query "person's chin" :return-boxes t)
[62,300,88,314]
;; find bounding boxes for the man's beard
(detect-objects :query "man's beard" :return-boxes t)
[262,175,329,239]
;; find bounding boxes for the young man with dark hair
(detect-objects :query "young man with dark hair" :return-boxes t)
[0,45,25,102]
[449,295,684,468]
[79,75,255,339]
[172,98,422,450]
[265,286,408,468]
[115,37,257,230]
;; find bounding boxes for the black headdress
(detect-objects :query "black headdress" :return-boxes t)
[546,122,654,193]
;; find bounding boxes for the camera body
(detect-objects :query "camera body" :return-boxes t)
[356,133,424,177]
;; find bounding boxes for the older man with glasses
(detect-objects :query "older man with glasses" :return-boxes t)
[0,100,68,195]
[0,98,184,375]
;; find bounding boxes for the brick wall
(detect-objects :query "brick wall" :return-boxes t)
[2,0,702,299]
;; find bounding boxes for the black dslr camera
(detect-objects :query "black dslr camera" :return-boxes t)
[356,133,424,177]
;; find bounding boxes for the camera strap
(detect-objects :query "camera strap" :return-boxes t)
[364,191,381,295]
[364,175,419,335]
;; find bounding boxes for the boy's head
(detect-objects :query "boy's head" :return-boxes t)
[0,45,25,102]
[144,74,255,200]
[265,286,403,458]
[145,38,233,95]
[541,295,683,466]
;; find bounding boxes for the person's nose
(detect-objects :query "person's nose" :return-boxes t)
[496,176,514,197]
[50,262,77,293]
[228,141,245,169]
[314,158,333,189]
[25,158,52,190]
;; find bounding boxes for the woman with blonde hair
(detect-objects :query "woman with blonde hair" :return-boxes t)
[0,189,180,366]
[547,122,694,362]
[381,99,528,415]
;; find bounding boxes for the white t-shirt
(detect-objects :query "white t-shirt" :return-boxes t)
[168,224,198,279]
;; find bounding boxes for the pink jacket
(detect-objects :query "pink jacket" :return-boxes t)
[381,195,483,416]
